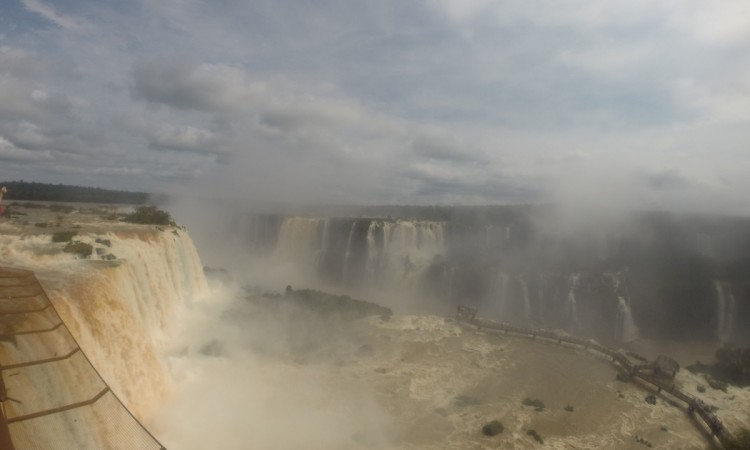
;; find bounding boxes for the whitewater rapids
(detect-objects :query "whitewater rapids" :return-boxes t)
[2,204,749,449]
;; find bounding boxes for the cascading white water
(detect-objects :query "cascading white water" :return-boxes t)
[273,217,324,263]
[364,221,379,282]
[519,276,532,321]
[1,226,208,421]
[267,216,445,287]
[498,272,510,314]
[715,281,736,343]
[380,220,444,284]
[565,274,581,330]
[616,296,639,342]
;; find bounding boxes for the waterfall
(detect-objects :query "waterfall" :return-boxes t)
[498,272,510,314]
[715,282,736,343]
[565,274,581,330]
[341,221,358,284]
[364,221,378,282]
[3,228,208,421]
[616,296,639,342]
[258,215,446,287]
[273,217,324,263]
[320,218,330,251]
[520,276,532,321]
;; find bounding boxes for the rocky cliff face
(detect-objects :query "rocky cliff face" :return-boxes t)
[231,208,750,344]
[0,206,208,422]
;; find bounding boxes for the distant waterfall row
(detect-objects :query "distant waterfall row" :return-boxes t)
[715,282,737,343]
[232,212,748,344]
[237,215,445,286]
[482,272,639,342]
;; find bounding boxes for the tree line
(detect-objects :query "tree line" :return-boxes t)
[0,180,154,204]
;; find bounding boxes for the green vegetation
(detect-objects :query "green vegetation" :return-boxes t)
[278,288,393,320]
[95,238,111,247]
[0,180,152,204]
[52,231,77,242]
[715,346,750,386]
[688,346,750,388]
[482,420,504,436]
[64,242,93,258]
[122,206,175,226]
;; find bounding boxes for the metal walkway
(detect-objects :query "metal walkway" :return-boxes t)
[0,267,166,450]
[456,307,737,449]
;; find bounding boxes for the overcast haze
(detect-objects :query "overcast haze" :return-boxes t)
[1,0,749,211]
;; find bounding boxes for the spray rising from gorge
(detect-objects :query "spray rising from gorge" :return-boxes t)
[2,200,750,449]
[198,204,750,347]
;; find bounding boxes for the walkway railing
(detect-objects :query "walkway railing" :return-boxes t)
[0,267,166,449]
[455,307,736,449]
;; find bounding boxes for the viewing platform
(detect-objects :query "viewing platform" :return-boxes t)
[456,306,737,449]
[0,267,166,449]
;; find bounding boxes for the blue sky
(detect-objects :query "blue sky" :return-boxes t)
[1,0,749,211]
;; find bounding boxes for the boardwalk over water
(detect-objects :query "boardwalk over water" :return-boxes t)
[0,267,165,449]
[455,307,736,449]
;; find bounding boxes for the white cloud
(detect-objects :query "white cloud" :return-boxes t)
[20,0,89,33]
[149,125,228,155]
[0,135,53,162]
[0,0,748,210]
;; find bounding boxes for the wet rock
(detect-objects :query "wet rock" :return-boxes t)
[635,435,653,447]
[482,420,504,436]
[616,372,631,383]
[645,395,657,405]
[705,374,728,393]
[522,398,545,409]
[687,361,709,374]
[454,394,482,407]
[526,429,543,444]
[697,384,706,393]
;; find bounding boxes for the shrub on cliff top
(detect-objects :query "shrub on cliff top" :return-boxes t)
[64,242,93,258]
[122,206,174,226]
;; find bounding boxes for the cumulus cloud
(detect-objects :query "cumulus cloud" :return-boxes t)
[20,0,89,32]
[0,135,52,162]
[0,0,748,211]
[147,124,229,155]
